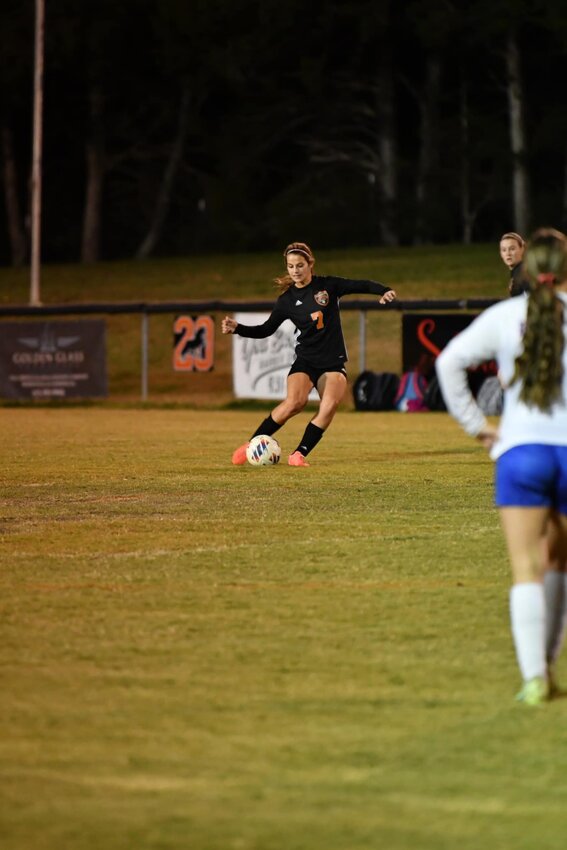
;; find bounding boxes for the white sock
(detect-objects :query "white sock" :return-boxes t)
[509,583,546,681]
[552,574,567,665]
[544,570,565,663]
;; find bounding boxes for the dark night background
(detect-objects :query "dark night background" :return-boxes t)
[1,0,567,265]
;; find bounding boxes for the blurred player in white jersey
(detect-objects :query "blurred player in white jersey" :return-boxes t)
[437,228,567,705]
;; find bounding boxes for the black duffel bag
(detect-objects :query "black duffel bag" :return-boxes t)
[353,371,400,411]
[422,374,447,411]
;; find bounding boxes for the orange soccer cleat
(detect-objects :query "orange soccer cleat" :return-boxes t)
[288,451,310,467]
[231,442,250,465]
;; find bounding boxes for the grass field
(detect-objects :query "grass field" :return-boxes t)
[3,407,567,850]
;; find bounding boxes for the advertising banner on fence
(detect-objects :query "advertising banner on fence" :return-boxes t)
[232,312,318,400]
[402,312,497,382]
[402,313,477,371]
[0,320,107,399]
[172,315,215,372]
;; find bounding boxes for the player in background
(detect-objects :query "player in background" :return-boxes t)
[222,242,397,467]
[437,228,567,705]
[499,231,530,297]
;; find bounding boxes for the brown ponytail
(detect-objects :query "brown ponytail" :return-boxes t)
[511,228,567,412]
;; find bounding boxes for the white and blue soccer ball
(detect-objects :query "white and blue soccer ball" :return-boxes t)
[246,435,281,466]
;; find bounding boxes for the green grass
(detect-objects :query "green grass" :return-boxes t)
[2,245,561,847]
[2,408,567,850]
[0,244,507,405]
[0,243,508,304]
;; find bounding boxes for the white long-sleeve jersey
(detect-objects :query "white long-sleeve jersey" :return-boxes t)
[436,292,567,459]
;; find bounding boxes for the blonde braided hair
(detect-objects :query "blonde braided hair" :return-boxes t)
[511,228,567,412]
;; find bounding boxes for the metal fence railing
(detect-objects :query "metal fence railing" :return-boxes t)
[0,298,499,401]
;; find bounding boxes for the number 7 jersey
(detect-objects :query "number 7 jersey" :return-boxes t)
[233,274,392,369]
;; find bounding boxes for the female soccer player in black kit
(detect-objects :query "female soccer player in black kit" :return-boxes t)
[499,232,530,297]
[222,242,397,466]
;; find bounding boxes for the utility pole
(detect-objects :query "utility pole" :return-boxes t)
[30,0,45,305]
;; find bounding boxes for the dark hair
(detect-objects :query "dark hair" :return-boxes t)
[511,228,567,412]
[274,242,315,294]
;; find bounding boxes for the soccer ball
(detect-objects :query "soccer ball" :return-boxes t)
[246,435,281,466]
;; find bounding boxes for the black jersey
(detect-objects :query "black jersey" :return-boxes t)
[509,262,531,297]
[234,274,392,368]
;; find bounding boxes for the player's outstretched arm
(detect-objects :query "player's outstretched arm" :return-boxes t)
[222,316,238,334]
[379,289,397,304]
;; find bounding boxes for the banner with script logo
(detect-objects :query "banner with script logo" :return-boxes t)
[0,320,107,399]
[232,312,318,400]
[402,313,497,388]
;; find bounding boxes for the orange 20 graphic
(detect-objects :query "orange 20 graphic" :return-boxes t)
[173,315,215,372]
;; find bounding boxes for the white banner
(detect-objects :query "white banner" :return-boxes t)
[232,312,318,400]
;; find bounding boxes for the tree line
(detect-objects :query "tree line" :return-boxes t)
[1,0,567,266]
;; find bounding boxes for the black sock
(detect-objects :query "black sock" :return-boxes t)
[293,422,324,457]
[251,414,282,440]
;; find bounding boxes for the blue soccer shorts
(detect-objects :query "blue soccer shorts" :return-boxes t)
[495,444,567,512]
